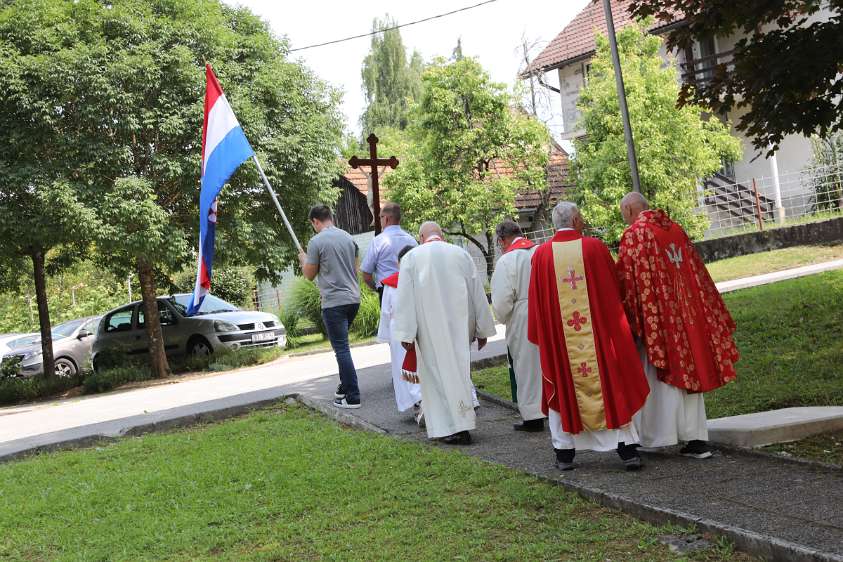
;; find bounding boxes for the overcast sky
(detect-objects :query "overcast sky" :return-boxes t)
[232,0,590,140]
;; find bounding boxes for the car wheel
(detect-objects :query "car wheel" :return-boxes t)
[54,357,77,378]
[187,336,213,357]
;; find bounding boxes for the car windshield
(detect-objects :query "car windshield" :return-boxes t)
[172,294,238,316]
[7,334,39,350]
[52,319,85,340]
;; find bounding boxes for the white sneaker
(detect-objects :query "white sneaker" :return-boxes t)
[333,397,361,409]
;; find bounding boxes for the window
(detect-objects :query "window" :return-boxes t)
[105,309,133,333]
[137,301,178,328]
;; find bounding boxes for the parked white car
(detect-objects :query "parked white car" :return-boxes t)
[91,294,286,371]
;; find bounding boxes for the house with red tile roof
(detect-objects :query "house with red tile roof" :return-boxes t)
[523,0,833,229]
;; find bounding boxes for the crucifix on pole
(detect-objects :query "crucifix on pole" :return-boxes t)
[349,134,399,235]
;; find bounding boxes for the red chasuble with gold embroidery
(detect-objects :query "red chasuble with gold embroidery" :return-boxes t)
[527,230,649,434]
[617,209,739,393]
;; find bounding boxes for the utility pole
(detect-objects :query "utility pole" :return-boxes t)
[602,0,641,193]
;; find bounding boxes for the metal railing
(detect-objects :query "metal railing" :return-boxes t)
[697,162,843,238]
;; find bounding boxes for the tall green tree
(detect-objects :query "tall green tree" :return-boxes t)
[629,0,842,153]
[360,16,424,134]
[386,58,549,278]
[572,21,742,243]
[0,0,343,377]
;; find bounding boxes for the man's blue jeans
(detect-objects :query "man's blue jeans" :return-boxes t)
[322,303,360,402]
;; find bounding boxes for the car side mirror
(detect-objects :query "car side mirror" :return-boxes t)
[77,329,92,339]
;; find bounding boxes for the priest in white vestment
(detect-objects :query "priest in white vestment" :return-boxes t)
[490,220,545,432]
[377,245,423,420]
[393,222,497,445]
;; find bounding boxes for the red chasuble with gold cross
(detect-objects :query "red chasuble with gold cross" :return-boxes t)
[527,230,649,434]
[617,209,739,393]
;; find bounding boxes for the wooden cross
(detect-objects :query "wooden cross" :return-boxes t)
[348,134,399,235]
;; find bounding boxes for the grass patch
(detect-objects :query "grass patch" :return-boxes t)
[0,404,750,561]
[707,270,843,418]
[0,373,82,405]
[472,271,843,421]
[473,364,513,402]
[705,244,843,282]
[285,332,378,355]
[762,430,843,466]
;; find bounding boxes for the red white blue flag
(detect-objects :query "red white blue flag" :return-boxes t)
[187,64,254,316]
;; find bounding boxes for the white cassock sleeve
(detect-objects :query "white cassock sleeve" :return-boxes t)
[469,257,497,340]
[392,254,418,344]
[490,255,515,325]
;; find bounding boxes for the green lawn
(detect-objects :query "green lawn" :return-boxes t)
[761,430,843,466]
[285,332,378,356]
[474,270,843,421]
[705,244,843,283]
[0,404,751,561]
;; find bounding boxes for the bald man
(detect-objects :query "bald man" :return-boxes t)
[617,193,739,459]
[393,222,497,445]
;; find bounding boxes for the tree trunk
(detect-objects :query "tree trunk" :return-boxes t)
[30,250,54,378]
[484,230,495,280]
[137,258,171,378]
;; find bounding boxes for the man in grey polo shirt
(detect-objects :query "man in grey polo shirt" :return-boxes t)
[361,202,417,301]
[299,204,362,408]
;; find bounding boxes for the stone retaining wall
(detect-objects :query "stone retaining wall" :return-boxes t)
[696,217,843,262]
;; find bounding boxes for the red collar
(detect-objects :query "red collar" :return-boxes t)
[503,236,535,253]
[551,229,582,243]
[381,272,399,288]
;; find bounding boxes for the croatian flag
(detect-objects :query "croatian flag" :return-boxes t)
[187,64,255,315]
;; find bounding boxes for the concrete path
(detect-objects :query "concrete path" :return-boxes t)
[0,329,507,459]
[303,369,843,562]
[2,260,843,558]
[715,258,843,293]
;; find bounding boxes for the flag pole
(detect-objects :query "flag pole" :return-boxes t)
[252,155,304,253]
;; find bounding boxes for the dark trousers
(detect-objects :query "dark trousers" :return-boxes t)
[322,303,361,402]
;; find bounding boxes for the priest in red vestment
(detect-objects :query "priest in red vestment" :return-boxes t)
[528,202,650,471]
[617,192,739,459]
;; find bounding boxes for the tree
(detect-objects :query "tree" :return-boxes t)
[385,58,550,278]
[807,132,843,211]
[360,16,424,133]
[0,0,344,378]
[572,21,742,244]
[0,182,97,376]
[629,0,843,153]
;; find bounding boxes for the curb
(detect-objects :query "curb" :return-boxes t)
[530,471,841,562]
[432,390,842,562]
[0,392,294,464]
[292,394,388,435]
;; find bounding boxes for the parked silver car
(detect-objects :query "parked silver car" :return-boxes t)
[91,294,285,371]
[0,317,100,377]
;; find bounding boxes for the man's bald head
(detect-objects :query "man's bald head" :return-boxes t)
[620,192,649,225]
[419,221,443,243]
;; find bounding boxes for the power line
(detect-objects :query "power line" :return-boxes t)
[288,0,499,52]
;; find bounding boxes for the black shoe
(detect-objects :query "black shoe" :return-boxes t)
[334,384,346,399]
[554,448,575,471]
[513,418,545,432]
[333,397,361,409]
[617,442,643,471]
[680,440,713,459]
[623,456,642,471]
[441,431,472,445]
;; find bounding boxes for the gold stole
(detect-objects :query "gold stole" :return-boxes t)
[552,239,607,430]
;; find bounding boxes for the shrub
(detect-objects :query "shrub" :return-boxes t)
[208,346,283,371]
[278,305,300,338]
[82,364,153,394]
[288,277,325,335]
[0,374,82,406]
[351,285,380,338]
